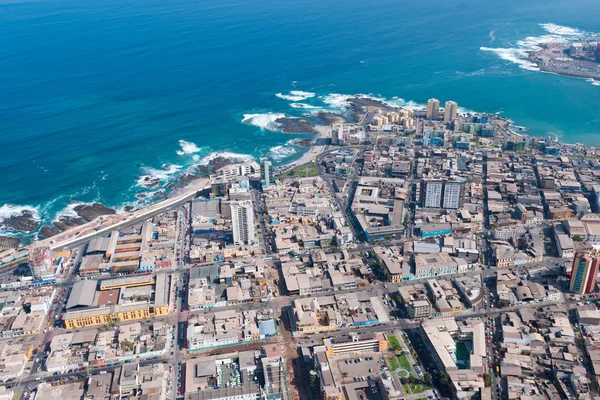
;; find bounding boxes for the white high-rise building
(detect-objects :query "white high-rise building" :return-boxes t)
[426,98,440,120]
[231,200,256,245]
[442,181,464,209]
[444,100,458,122]
[422,180,444,208]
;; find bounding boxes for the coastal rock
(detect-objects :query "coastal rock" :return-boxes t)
[196,165,210,175]
[208,156,235,171]
[53,216,86,231]
[179,174,201,183]
[1,210,40,232]
[141,176,161,188]
[293,138,315,147]
[124,206,135,212]
[136,193,147,199]
[274,117,317,134]
[74,203,116,221]
[314,112,347,125]
[39,225,59,239]
[0,236,21,249]
[347,97,394,121]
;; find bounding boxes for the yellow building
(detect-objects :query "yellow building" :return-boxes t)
[99,275,154,291]
[63,302,151,329]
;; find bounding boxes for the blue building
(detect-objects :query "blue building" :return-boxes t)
[419,223,452,238]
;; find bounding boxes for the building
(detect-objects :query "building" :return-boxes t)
[231,200,256,245]
[260,157,273,187]
[426,98,440,120]
[570,251,600,295]
[421,180,444,208]
[323,333,387,356]
[444,100,458,122]
[414,252,458,279]
[443,181,464,210]
[420,180,464,210]
[398,284,432,319]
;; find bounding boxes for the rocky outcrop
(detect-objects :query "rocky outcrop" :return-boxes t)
[0,236,21,249]
[74,203,116,221]
[39,226,59,238]
[274,117,318,134]
[314,112,348,125]
[1,210,40,232]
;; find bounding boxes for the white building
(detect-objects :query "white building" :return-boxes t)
[443,181,464,210]
[231,200,256,245]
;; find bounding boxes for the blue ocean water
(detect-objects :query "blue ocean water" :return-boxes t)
[1,0,600,235]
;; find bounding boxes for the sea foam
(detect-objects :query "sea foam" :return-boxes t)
[242,113,285,131]
[176,140,202,155]
[0,204,41,229]
[275,91,316,101]
[137,164,182,188]
[198,151,255,166]
[269,145,297,161]
[480,23,591,73]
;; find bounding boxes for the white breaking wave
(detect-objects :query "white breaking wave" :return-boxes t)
[269,145,297,161]
[137,164,182,188]
[481,23,592,74]
[0,204,41,229]
[275,91,316,101]
[290,103,320,109]
[587,78,600,86]
[539,23,583,36]
[242,113,285,131]
[320,93,354,109]
[489,30,496,42]
[198,151,255,166]
[176,140,202,155]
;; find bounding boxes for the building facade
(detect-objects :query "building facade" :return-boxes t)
[231,200,256,245]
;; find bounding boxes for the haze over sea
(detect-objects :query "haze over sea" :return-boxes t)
[1,0,600,236]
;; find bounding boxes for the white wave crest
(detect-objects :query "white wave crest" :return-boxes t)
[481,23,591,72]
[320,93,354,109]
[176,140,202,155]
[242,113,285,131]
[539,23,583,37]
[0,204,41,228]
[137,164,182,188]
[275,91,316,101]
[269,145,297,161]
[290,103,320,109]
[480,47,539,71]
[197,151,255,166]
[587,78,600,86]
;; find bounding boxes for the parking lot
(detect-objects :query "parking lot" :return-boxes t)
[334,355,386,384]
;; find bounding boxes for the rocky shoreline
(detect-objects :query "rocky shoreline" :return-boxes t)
[0,236,21,249]
[38,203,117,238]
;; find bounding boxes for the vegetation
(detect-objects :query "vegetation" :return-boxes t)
[439,370,450,385]
[280,162,319,178]
[484,374,492,387]
[573,235,584,242]
[387,355,400,371]
[388,335,402,351]
[398,354,412,370]
[120,340,134,352]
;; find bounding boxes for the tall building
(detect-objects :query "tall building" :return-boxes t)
[231,200,256,245]
[442,181,464,209]
[570,251,600,295]
[421,179,464,210]
[426,98,440,120]
[421,180,444,208]
[260,157,273,187]
[444,100,458,122]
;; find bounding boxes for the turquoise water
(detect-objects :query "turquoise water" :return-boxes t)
[1,0,600,234]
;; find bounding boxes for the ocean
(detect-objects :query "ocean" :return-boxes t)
[1,0,600,237]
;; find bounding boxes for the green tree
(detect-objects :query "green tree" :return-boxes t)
[573,235,584,242]
[484,374,492,387]
[422,372,432,384]
[120,340,134,352]
[439,371,450,385]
